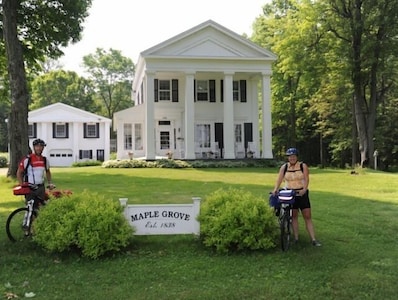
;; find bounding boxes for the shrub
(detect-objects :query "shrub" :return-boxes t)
[33,191,134,259]
[102,158,277,169]
[198,188,278,253]
[72,160,102,167]
[0,156,8,168]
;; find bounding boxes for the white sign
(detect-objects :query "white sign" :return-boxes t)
[120,197,201,235]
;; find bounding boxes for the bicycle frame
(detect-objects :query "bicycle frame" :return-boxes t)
[279,202,293,251]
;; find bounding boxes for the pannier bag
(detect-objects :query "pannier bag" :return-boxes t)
[13,183,32,195]
[269,194,280,208]
[278,189,296,204]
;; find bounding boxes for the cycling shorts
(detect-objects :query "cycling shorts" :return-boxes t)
[292,190,311,210]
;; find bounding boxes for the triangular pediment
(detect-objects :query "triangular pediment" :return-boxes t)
[29,103,111,123]
[140,20,276,60]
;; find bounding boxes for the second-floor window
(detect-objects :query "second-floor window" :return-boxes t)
[195,80,216,102]
[84,123,99,138]
[53,123,69,138]
[28,123,37,138]
[154,79,179,102]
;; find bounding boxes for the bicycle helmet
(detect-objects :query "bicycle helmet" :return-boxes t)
[32,139,46,146]
[286,147,298,156]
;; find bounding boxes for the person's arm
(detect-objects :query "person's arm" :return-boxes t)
[16,167,24,185]
[16,158,25,185]
[299,163,309,196]
[46,169,55,189]
[272,165,285,195]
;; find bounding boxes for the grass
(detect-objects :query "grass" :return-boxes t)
[1,166,398,299]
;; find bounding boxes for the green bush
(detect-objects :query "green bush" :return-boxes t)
[102,158,277,169]
[198,188,278,253]
[0,156,8,168]
[33,191,134,259]
[72,160,102,167]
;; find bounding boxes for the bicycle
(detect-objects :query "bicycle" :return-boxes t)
[270,189,296,252]
[6,183,55,242]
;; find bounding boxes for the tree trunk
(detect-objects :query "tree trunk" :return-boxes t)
[3,0,30,177]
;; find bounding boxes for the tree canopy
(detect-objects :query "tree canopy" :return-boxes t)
[82,48,135,121]
[252,0,398,169]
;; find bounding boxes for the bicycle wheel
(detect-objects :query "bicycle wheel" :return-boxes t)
[280,211,291,251]
[6,207,37,242]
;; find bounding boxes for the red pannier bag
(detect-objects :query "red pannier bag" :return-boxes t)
[13,183,31,195]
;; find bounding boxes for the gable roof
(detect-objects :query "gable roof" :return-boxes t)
[139,19,277,61]
[29,102,111,123]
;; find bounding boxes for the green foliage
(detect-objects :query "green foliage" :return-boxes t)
[33,191,134,259]
[82,48,135,119]
[0,156,8,167]
[30,70,99,112]
[102,158,278,169]
[72,160,103,167]
[198,188,278,253]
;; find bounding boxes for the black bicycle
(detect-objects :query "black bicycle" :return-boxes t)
[6,183,55,242]
[270,189,296,251]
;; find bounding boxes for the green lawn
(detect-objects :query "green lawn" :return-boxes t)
[1,166,397,299]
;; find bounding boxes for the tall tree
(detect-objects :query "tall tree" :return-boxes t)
[82,48,135,121]
[324,0,398,167]
[1,0,92,177]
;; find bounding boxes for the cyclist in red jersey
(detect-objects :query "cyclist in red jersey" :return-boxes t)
[16,139,54,202]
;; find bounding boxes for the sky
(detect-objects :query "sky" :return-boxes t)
[59,0,269,75]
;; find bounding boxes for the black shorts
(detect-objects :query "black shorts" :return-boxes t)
[292,190,311,210]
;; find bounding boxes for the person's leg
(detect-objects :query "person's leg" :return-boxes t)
[301,208,315,240]
[302,208,321,246]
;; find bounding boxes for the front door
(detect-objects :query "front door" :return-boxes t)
[156,120,174,156]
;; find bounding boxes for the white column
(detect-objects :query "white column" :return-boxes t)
[261,72,273,158]
[145,72,156,160]
[223,72,235,159]
[250,78,260,152]
[104,122,111,161]
[184,72,196,159]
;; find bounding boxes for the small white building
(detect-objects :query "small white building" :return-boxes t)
[28,102,111,166]
[114,20,277,160]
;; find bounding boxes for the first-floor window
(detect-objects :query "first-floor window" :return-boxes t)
[124,124,132,150]
[134,124,142,150]
[195,124,211,148]
[79,150,93,159]
[235,124,242,143]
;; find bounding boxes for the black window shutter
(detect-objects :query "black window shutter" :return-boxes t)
[240,80,247,102]
[209,80,216,102]
[194,80,196,102]
[33,123,37,138]
[154,79,158,102]
[96,123,100,138]
[79,150,83,159]
[65,123,69,138]
[220,80,224,102]
[89,150,93,159]
[83,123,87,138]
[172,79,178,102]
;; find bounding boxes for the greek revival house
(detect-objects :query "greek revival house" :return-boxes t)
[114,20,276,160]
